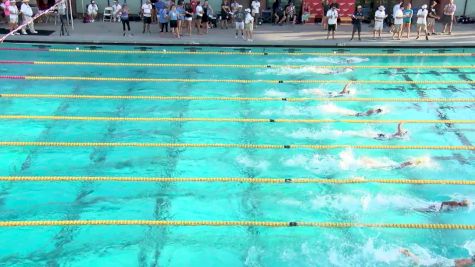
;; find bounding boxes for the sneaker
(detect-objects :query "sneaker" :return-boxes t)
[31,31,38,34]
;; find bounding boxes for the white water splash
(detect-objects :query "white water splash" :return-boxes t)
[236,155,270,170]
[263,89,288,98]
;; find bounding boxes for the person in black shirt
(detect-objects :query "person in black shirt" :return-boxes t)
[350,5,364,41]
[427,1,439,35]
[321,0,329,29]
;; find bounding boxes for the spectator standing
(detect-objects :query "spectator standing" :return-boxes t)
[373,5,386,39]
[234,5,244,39]
[350,5,363,41]
[251,0,260,27]
[169,4,180,38]
[416,4,428,40]
[8,0,19,35]
[20,0,37,34]
[141,0,153,34]
[244,8,253,41]
[392,4,403,40]
[120,3,131,36]
[87,0,98,22]
[58,0,69,36]
[111,0,122,22]
[441,0,456,35]
[326,5,337,40]
[402,3,412,38]
[176,0,185,36]
[184,2,193,35]
[321,0,329,29]
[390,1,402,33]
[427,1,439,35]
[201,0,209,33]
[159,5,168,32]
[194,1,203,34]
[220,0,230,29]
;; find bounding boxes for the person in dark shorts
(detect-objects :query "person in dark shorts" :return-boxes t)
[350,5,363,41]
[220,0,231,29]
[326,5,337,39]
[169,4,180,38]
[141,0,153,34]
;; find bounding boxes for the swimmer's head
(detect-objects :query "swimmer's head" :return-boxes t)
[376,108,382,113]
[461,199,470,206]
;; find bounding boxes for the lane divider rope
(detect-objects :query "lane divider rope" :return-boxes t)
[2,60,475,69]
[1,176,474,185]
[46,48,474,57]
[1,94,475,103]
[1,76,473,85]
[0,220,474,229]
[0,115,473,124]
[0,141,472,150]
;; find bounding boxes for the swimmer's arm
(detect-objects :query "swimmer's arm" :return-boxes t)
[400,249,420,266]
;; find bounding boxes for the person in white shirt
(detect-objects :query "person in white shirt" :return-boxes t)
[20,0,37,34]
[373,5,387,39]
[392,5,403,40]
[251,0,260,27]
[8,0,20,35]
[390,1,402,33]
[195,1,203,34]
[87,0,98,22]
[58,0,69,36]
[111,0,122,22]
[326,5,338,40]
[141,0,152,33]
[416,4,428,40]
[244,8,253,41]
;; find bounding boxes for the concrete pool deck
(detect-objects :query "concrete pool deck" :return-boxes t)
[1,19,475,47]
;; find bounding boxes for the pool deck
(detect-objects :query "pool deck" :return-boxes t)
[2,19,475,47]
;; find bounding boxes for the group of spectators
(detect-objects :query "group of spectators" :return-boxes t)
[85,0,260,40]
[322,0,458,41]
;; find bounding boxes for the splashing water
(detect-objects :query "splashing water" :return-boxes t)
[236,155,270,170]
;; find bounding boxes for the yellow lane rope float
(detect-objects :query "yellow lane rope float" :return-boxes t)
[1,94,475,103]
[1,176,474,185]
[0,220,474,229]
[23,76,475,84]
[0,142,472,150]
[0,115,473,124]
[48,48,474,57]
[32,61,475,69]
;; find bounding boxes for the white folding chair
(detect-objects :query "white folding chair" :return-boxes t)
[103,7,113,22]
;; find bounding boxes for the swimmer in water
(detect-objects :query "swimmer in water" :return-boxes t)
[355,108,383,117]
[394,158,425,169]
[401,248,475,267]
[329,82,352,97]
[375,122,408,140]
[415,199,470,213]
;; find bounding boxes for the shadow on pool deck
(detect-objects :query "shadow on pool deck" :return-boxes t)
[2,20,475,47]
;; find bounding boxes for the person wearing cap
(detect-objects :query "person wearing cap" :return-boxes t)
[234,4,244,39]
[326,5,337,40]
[391,4,403,40]
[20,0,37,34]
[111,0,122,22]
[350,5,363,41]
[402,2,412,38]
[416,4,429,40]
[87,0,98,22]
[7,0,19,34]
[244,8,253,41]
[401,248,475,267]
[373,6,387,39]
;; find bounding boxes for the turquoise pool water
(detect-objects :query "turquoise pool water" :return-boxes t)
[0,43,474,266]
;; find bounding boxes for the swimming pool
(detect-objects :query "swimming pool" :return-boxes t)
[0,43,474,266]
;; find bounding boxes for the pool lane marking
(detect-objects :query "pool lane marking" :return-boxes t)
[1,60,474,69]
[1,75,474,84]
[0,142,472,150]
[1,176,474,185]
[2,94,475,103]
[1,115,474,124]
[43,48,475,57]
[0,220,474,229]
